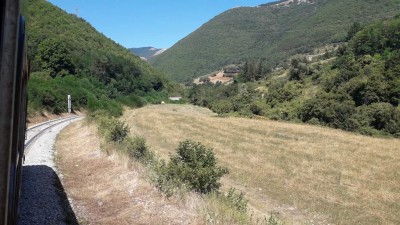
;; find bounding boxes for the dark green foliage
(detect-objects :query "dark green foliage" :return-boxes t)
[237,60,269,82]
[28,72,124,116]
[353,103,400,136]
[211,100,235,114]
[122,136,154,162]
[299,42,400,136]
[188,16,400,137]
[98,117,129,143]
[299,92,357,131]
[152,0,400,82]
[346,22,363,41]
[351,17,400,57]
[124,136,147,159]
[160,140,228,194]
[288,56,313,80]
[199,76,211,83]
[27,0,172,114]
[108,121,129,143]
[266,81,302,107]
[36,39,75,77]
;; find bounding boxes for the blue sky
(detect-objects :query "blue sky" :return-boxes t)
[48,0,274,48]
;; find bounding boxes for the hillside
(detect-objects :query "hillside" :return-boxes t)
[151,0,400,82]
[26,0,173,116]
[188,15,400,137]
[129,47,167,60]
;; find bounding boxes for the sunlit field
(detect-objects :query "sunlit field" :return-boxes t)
[122,104,400,224]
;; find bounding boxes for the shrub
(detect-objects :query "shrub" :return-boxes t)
[109,120,129,143]
[266,81,302,106]
[307,117,320,125]
[159,140,228,194]
[249,104,262,115]
[201,190,249,225]
[222,188,248,213]
[199,77,211,83]
[355,103,400,136]
[98,117,129,143]
[299,92,357,130]
[288,56,312,80]
[123,136,154,162]
[267,215,283,225]
[211,100,235,114]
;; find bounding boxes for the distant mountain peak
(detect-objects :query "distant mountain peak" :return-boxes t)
[129,47,167,61]
[261,0,315,7]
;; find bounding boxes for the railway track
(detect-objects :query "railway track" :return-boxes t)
[25,116,82,151]
[19,115,83,225]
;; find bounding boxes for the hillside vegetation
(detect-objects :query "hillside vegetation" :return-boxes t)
[152,0,400,82]
[122,104,400,224]
[188,16,400,137]
[26,0,176,116]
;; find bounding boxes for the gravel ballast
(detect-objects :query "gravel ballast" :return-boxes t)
[18,118,82,225]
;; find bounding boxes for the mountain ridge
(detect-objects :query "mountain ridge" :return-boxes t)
[151,0,400,82]
[129,47,167,61]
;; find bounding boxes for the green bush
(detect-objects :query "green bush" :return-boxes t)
[355,103,400,136]
[98,117,129,143]
[122,136,154,162]
[288,56,312,80]
[211,100,235,114]
[299,92,357,130]
[266,81,302,106]
[159,140,228,194]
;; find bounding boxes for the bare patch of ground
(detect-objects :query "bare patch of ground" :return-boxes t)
[122,104,400,225]
[193,71,235,85]
[56,121,201,225]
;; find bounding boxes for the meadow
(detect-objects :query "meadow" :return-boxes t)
[122,104,400,224]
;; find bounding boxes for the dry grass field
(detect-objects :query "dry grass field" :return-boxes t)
[56,121,201,224]
[122,104,400,224]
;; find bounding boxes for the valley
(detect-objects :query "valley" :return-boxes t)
[19,0,400,224]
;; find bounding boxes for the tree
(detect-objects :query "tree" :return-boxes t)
[289,56,310,80]
[346,22,363,41]
[36,39,75,77]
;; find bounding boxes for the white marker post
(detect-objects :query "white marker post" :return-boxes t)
[67,95,71,113]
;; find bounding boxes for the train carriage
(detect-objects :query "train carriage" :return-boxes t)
[0,0,29,224]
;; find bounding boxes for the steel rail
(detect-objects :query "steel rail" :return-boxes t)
[27,115,80,131]
[24,116,83,151]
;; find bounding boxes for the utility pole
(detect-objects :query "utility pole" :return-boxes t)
[67,95,71,113]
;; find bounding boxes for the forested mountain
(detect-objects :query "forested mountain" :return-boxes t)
[188,15,400,137]
[26,0,174,116]
[129,47,167,60]
[152,0,400,82]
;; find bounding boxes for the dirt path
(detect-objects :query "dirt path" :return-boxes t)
[56,121,201,225]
